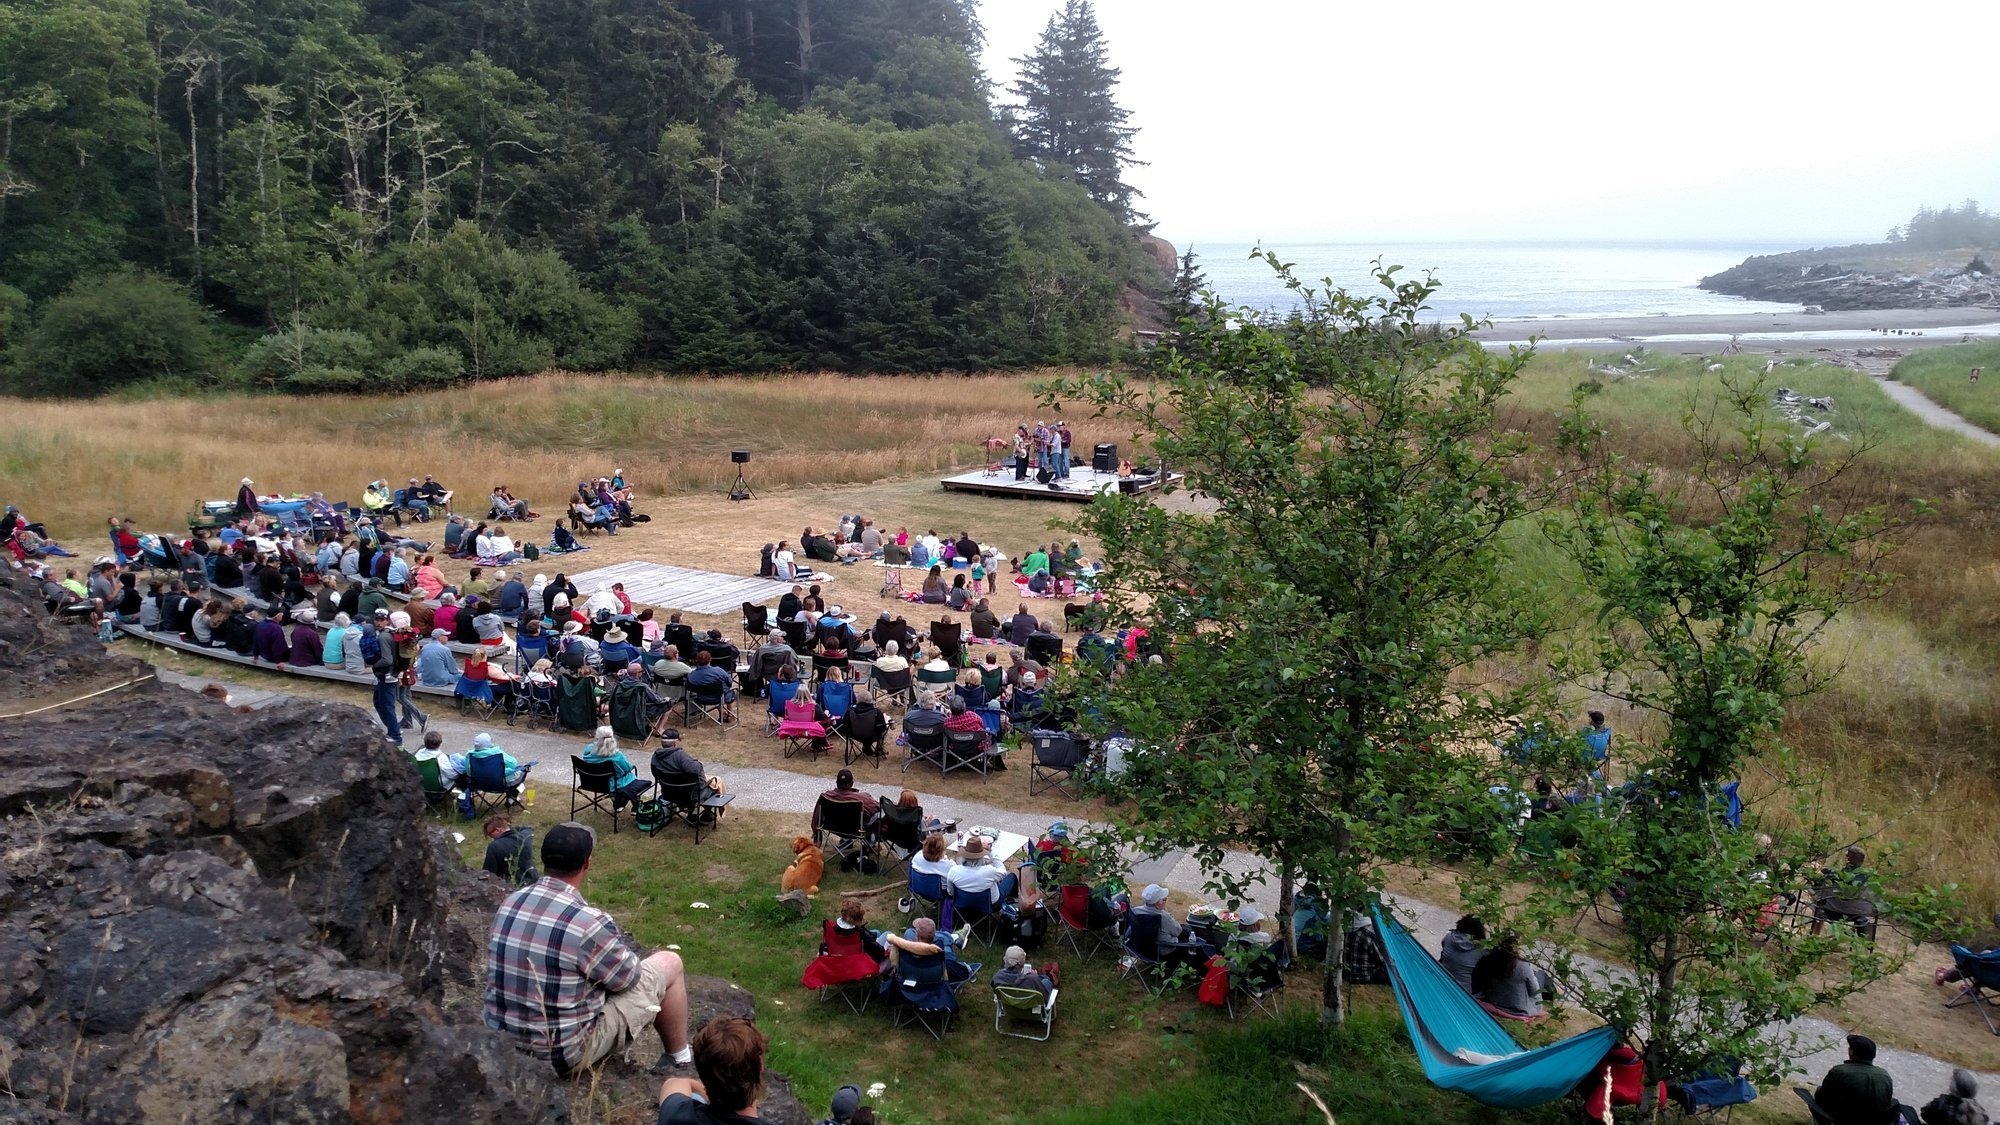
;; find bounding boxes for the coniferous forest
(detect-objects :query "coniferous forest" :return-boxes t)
[0,0,1152,394]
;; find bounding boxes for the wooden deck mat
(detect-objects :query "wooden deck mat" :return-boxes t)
[562,561,809,616]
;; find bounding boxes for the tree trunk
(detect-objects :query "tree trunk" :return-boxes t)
[184,68,203,289]
[1277,867,1297,962]
[1321,826,1352,1026]
[794,0,813,103]
[1640,935,1677,1121]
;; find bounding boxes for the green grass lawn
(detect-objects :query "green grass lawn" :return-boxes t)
[1887,342,2000,434]
[448,803,1576,1125]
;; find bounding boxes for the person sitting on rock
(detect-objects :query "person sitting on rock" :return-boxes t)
[485,823,693,1077]
[481,814,539,885]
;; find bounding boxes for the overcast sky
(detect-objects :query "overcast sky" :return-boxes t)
[978,0,2000,248]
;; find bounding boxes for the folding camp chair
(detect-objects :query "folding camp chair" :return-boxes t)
[814,796,872,866]
[778,700,830,761]
[779,616,810,652]
[941,728,990,781]
[1029,732,1085,798]
[514,633,550,674]
[683,681,735,729]
[740,602,769,648]
[891,950,959,1040]
[664,622,698,658]
[1227,943,1287,1020]
[994,984,1058,1041]
[950,885,1006,948]
[878,802,925,876]
[818,679,854,724]
[902,722,946,775]
[763,688,792,734]
[1024,631,1063,666]
[570,755,646,834]
[413,754,455,813]
[556,673,600,732]
[1119,911,1183,997]
[454,673,499,720]
[838,702,892,767]
[608,679,659,741]
[464,753,528,816]
[905,870,946,920]
[872,665,916,710]
[1945,943,2000,1035]
[650,772,734,843]
[929,619,963,666]
[879,568,903,599]
[803,919,881,1014]
[1054,885,1113,961]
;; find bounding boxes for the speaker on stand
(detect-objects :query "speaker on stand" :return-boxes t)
[728,449,755,502]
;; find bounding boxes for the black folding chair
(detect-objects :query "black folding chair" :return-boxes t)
[941,728,990,781]
[571,755,646,835]
[929,619,963,666]
[902,722,946,775]
[814,795,872,866]
[741,601,769,647]
[1029,732,1085,798]
[650,770,734,843]
[684,681,736,729]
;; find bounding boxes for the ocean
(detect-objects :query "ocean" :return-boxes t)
[1190,241,1807,323]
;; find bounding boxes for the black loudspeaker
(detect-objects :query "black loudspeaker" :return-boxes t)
[731,449,751,464]
[1093,443,1117,472]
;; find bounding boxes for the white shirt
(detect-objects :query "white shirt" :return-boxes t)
[947,859,1006,904]
[911,854,953,878]
[488,534,514,555]
[584,588,620,618]
[476,533,496,557]
[920,535,942,560]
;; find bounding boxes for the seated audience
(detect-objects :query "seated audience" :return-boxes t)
[466,731,529,790]
[947,835,1016,908]
[582,727,651,810]
[1920,1069,1987,1125]
[1815,1034,1900,1125]
[656,1016,765,1125]
[993,944,1059,999]
[482,814,539,885]
[1470,934,1548,1020]
[813,768,881,834]
[1439,914,1486,993]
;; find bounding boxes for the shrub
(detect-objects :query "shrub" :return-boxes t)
[379,346,465,389]
[237,325,380,389]
[10,273,218,396]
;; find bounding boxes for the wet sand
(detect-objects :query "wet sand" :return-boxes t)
[1476,307,2000,354]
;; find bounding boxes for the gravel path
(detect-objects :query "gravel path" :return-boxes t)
[156,666,1997,1116]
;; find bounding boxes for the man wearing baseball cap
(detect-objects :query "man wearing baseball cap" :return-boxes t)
[486,822,694,1077]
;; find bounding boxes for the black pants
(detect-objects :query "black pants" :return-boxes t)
[1015,455,1028,481]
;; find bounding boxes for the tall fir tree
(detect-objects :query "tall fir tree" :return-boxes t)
[1009,0,1141,222]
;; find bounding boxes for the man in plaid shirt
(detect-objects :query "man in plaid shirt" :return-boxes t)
[484,822,694,1075]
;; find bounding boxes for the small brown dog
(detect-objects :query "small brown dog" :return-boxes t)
[782,836,824,896]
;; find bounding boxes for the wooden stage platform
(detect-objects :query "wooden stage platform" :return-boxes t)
[938,465,1179,502]
[562,561,802,616]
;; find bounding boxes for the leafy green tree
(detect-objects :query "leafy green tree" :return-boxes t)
[1042,257,1544,1025]
[1470,380,1949,1104]
[11,272,217,395]
[1009,0,1141,222]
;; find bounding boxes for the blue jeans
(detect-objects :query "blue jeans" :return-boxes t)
[372,678,403,745]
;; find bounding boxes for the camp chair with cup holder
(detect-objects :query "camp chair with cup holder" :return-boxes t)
[414,753,455,813]
[941,728,991,782]
[813,795,873,868]
[1029,732,1086,798]
[740,602,769,648]
[1945,938,2000,1035]
[464,753,530,816]
[993,982,1058,1041]
[1227,942,1287,1021]
[570,755,648,835]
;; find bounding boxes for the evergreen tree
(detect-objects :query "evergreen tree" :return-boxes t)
[1009,0,1141,222]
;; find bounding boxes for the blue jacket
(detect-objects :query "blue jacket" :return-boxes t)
[416,640,459,686]
[583,746,638,790]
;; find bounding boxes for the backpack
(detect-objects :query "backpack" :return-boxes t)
[523,542,540,561]
[632,796,668,834]
[359,629,385,666]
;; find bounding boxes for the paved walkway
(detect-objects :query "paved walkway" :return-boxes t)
[1851,353,2000,448]
[157,666,1996,1115]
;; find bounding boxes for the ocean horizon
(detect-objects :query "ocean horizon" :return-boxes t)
[1187,240,1813,322]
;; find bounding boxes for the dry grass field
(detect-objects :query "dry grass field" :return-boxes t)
[13,356,2000,1076]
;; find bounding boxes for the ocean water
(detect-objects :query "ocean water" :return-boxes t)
[1191,241,1807,323]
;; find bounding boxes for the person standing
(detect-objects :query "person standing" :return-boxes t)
[1583,710,1612,777]
[362,618,403,747]
[1013,426,1030,482]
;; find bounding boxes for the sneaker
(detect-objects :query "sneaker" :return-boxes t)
[954,923,972,946]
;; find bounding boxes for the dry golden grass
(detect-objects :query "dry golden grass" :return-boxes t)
[0,371,1108,541]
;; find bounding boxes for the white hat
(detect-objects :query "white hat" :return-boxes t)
[1238,907,1264,927]
[241,477,253,485]
[1141,884,1169,905]
[828,604,843,617]
[1021,671,1037,686]
[473,733,495,748]
[562,620,582,634]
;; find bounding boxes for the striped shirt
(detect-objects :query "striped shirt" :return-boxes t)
[483,877,642,1070]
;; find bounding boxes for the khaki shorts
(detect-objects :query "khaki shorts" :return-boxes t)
[573,954,671,1071]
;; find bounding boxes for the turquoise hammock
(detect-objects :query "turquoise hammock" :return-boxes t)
[1371,906,1620,1110]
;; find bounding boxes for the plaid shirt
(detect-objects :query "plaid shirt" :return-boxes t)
[483,877,642,1069]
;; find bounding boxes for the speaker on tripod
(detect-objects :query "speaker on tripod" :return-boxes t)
[728,449,755,501]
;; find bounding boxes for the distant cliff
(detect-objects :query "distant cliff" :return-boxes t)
[1700,244,1999,310]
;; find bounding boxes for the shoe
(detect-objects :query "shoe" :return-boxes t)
[954,923,972,946]
[648,1051,697,1076]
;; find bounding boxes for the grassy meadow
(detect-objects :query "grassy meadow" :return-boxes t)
[1888,342,2000,433]
[20,351,2000,1095]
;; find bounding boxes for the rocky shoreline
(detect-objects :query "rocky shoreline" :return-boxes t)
[1700,244,1999,311]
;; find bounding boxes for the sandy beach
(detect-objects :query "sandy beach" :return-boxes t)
[1476,307,2000,354]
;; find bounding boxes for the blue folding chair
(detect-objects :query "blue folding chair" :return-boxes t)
[976,707,1003,738]
[455,674,497,719]
[765,689,792,734]
[818,679,854,724]
[951,885,1006,948]
[514,633,550,675]
[464,752,531,815]
[907,870,946,919]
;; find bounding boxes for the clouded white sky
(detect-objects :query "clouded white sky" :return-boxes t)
[979,0,2000,247]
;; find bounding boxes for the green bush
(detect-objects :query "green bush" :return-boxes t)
[379,346,465,388]
[9,273,218,396]
[237,325,380,389]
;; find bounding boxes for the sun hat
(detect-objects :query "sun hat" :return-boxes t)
[961,835,988,858]
[605,627,627,643]
[1022,671,1037,686]
[562,621,582,635]
[1047,821,1070,841]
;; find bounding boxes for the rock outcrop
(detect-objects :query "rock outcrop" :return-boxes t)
[0,572,811,1124]
[0,574,558,1122]
[1700,247,2000,310]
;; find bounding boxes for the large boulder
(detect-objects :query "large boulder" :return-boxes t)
[0,578,561,1123]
